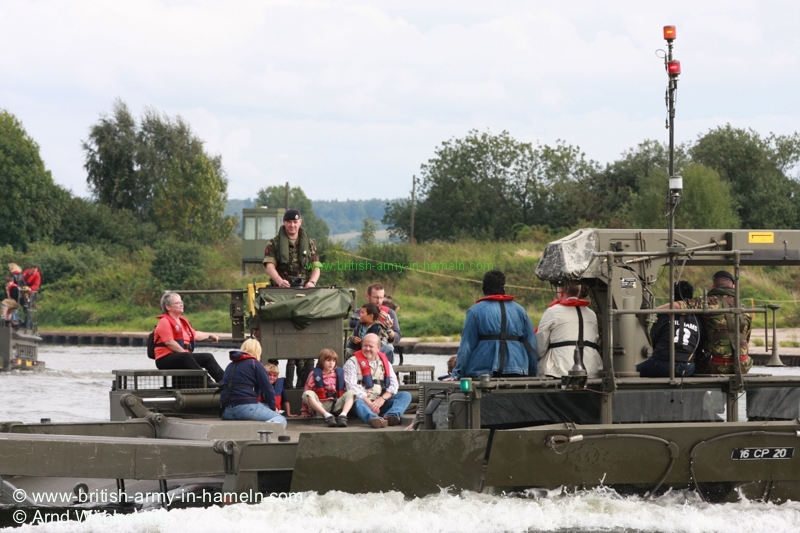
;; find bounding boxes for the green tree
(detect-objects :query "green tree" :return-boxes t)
[53,197,158,251]
[151,239,207,289]
[690,125,800,228]
[384,130,593,240]
[584,140,689,227]
[628,163,739,229]
[83,100,142,216]
[82,100,235,242]
[152,153,235,243]
[359,217,377,247]
[255,185,330,240]
[0,110,69,250]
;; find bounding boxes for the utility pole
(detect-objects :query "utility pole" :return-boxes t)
[285,181,290,209]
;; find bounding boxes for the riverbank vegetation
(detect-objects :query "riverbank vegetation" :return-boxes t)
[3,236,799,338]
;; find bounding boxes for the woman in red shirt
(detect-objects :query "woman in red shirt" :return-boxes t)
[153,291,225,384]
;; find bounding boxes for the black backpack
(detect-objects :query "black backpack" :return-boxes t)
[147,326,160,359]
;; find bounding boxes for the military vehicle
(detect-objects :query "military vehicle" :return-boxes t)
[0,301,44,372]
[3,25,800,512]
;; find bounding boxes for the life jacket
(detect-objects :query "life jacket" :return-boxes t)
[273,377,286,410]
[475,294,538,374]
[220,351,260,410]
[543,299,601,355]
[272,226,311,281]
[353,350,391,389]
[312,367,345,400]
[153,314,196,357]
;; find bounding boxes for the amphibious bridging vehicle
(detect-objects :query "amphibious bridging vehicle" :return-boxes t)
[3,25,800,511]
[4,230,800,509]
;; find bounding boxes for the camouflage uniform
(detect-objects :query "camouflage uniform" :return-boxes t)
[685,287,752,374]
[262,236,319,284]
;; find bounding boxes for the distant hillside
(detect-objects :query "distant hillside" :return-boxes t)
[225,198,256,233]
[312,198,398,235]
[226,197,401,236]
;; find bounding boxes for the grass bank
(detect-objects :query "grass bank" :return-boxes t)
[11,238,800,338]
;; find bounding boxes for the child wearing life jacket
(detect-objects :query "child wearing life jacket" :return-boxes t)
[263,363,294,417]
[301,348,356,427]
[345,303,383,358]
[346,303,395,361]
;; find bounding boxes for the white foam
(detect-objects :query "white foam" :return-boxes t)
[22,489,800,533]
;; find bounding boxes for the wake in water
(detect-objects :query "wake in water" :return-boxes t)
[13,489,800,533]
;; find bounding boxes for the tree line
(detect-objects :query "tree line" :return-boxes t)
[1,101,236,252]
[5,101,800,255]
[383,128,800,242]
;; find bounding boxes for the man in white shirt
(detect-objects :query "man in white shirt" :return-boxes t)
[343,333,411,428]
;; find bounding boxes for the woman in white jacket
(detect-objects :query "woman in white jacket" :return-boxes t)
[536,284,603,378]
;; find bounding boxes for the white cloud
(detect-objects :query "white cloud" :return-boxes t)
[2,0,800,200]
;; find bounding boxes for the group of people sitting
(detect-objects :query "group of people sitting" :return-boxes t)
[219,333,411,429]
[151,291,410,429]
[445,269,750,382]
[2,263,40,327]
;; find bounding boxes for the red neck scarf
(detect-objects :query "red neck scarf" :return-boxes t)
[475,294,515,304]
[547,297,591,308]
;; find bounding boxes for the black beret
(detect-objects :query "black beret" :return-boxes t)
[283,209,301,221]
[712,270,735,283]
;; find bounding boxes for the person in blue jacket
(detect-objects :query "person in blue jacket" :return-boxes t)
[220,338,287,426]
[451,270,538,379]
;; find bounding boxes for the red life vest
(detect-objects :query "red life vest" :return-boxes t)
[313,367,345,400]
[273,377,286,410]
[353,350,391,389]
[154,314,196,356]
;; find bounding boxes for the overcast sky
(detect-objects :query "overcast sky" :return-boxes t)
[3,1,799,202]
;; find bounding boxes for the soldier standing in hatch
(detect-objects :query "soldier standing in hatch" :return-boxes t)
[667,271,752,374]
[262,208,323,387]
[263,208,322,288]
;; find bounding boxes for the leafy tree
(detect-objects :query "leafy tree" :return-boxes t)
[584,140,689,227]
[533,142,599,230]
[690,125,800,228]
[359,217,377,247]
[383,198,412,241]
[152,153,235,243]
[151,239,206,289]
[384,130,593,241]
[628,163,739,229]
[54,197,158,251]
[83,100,142,216]
[0,110,69,250]
[82,100,235,242]
[255,185,330,240]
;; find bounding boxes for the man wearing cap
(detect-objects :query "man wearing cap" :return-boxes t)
[263,209,322,289]
[667,271,752,374]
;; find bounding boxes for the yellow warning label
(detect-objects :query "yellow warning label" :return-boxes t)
[749,232,774,244]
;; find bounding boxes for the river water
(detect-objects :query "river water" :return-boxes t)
[2,346,800,532]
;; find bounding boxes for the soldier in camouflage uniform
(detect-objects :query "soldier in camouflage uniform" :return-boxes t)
[677,271,752,374]
[263,209,323,387]
[263,209,322,288]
